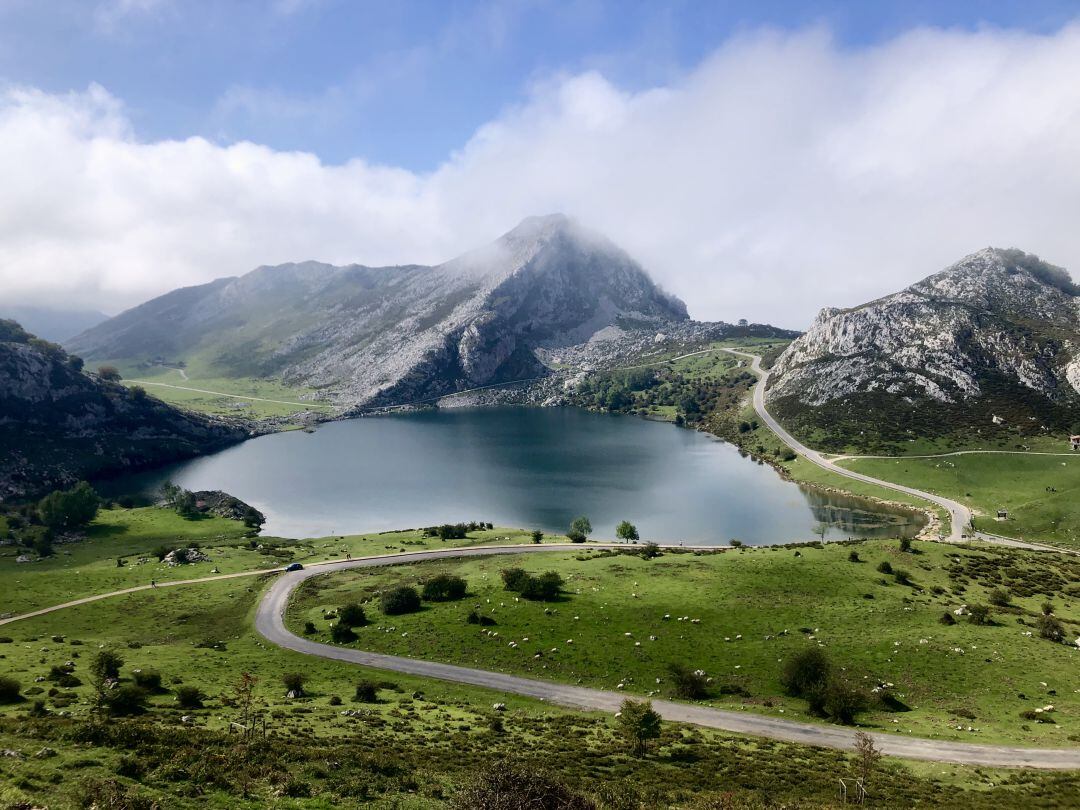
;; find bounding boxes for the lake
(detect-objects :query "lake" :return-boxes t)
[105,407,926,543]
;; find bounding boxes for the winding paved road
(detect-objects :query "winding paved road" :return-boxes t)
[254,544,1080,769]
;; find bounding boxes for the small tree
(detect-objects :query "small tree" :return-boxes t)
[90,649,124,682]
[617,699,662,757]
[97,365,122,382]
[820,677,869,724]
[381,585,421,615]
[337,603,368,627]
[853,730,882,788]
[104,684,147,716]
[1037,614,1065,643]
[567,516,592,543]
[422,573,467,602]
[520,571,563,602]
[283,672,306,696]
[616,520,639,543]
[780,648,830,697]
[0,676,21,704]
[848,550,861,563]
[330,622,356,644]
[875,561,893,575]
[175,685,204,708]
[131,670,162,692]
[501,568,530,592]
[530,529,544,544]
[667,663,709,699]
[37,481,100,533]
[966,604,992,625]
[987,588,1011,607]
[242,507,265,531]
[354,680,379,703]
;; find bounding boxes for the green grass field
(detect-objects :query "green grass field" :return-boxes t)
[288,540,1080,747]
[0,505,541,616]
[839,454,1080,549]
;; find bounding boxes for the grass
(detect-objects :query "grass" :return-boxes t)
[839,454,1080,549]
[0,505,539,616]
[2,539,1079,807]
[288,540,1080,747]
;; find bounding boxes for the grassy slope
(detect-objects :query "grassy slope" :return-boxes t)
[289,541,1080,747]
[839,454,1080,549]
[2,536,1079,807]
[0,505,540,615]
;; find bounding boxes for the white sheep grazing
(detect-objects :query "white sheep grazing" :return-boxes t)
[566,639,573,644]
[624,632,633,637]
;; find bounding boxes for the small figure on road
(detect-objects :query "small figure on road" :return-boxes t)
[151,579,156,588]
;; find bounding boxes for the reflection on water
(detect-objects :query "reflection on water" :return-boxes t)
[101,407,927,544]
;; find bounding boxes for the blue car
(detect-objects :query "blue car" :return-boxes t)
[285,563,304,572]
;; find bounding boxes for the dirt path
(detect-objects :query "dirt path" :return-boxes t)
[128,380,330,410]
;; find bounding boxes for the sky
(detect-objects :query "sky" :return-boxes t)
[1,0,1079,327]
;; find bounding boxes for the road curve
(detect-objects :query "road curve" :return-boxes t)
[256,544,1080,769]
[720,349,977,542]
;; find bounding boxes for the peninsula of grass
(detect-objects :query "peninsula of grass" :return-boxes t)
[0,504,541,615]
[289,539,1080,747]
[839,454,1080,549]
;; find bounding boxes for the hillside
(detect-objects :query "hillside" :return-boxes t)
[0,320,245,501]
[67,215,691,409]
[766,248,1080,452]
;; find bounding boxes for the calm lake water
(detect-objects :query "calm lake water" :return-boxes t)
[105,407,925,543]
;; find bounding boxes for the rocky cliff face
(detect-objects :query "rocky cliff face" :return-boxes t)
[0,320,245,500]
[766,248,1080,448]
[68,215,689,409]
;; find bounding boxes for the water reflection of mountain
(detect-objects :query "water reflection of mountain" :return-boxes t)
[799,486,928,539]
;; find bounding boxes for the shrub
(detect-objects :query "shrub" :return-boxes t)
[875,561,892,575]
[381,585,421,615]
[90,649,124,681]
[328,695,342,706]
[104,684,147,716]
[1037,614,1065,643]
[893,569,913,586]
[939,611,957,626]
[422,573,467,602]
[0,676,21,704]
[131,670,162,692]
[466,610,496,626]
[780,648,830,697]
[283,672,306,696]
[667,663,709,699]
[115,755,144,778]
[337,603,368,627]
[1041,601,1055,616]
[303,621,317,635]
[330,622,357,644]
[354,680,379,703]
[848,550,861,563]
[899,537,912,553]
[519,571,563,602]
[638,542,661,559]
[450,760,594,810]
[530,530,544,544]
[175,686,203,708]
[501,568,530,592]
[987,588,1011,607]
[818,678,870,724]
[966,604,992,625]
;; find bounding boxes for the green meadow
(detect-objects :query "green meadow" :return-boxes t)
[289,540,1080,747]
[839,453,1080,549]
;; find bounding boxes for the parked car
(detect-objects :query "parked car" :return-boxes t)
[285,563,304,572]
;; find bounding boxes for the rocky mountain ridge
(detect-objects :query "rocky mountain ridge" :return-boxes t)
[68,215,691,409]
[0,320,245,501]
[766,248,1080,448]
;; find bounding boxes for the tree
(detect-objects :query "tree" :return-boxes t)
[242,507,265,531]
[37,481,99,533]
[780,648,830,698]
[853,730,882,789]
[1037,614,1065,642]
[337,603,368,627]
[819,677,869,724]
[0,676,21,704]
[530,529,544,544]
[354,680,379,703]
[381,585,421,615]
[233,672,259,736]
[330,622,356,643]
[567,516,592,543]
[283,672,306,696]
[175,685,203,708]
[617,699,662,757]
[615,520,639,543]
[966,604,992,625]
[501,568,530,592]
[90,649,124,681]
[97,365,122,382]
[667,663,709,699]
[422,573,467,602]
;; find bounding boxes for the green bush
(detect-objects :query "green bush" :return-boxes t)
[987,588,1011,607]
[501,568,530,591]
[337,603,368,627]
[104,684,147,716]
[381,586,421,615]
[966,604,992,625]
[330,622,357,644]
[519,571,563,602]
[780,648,830,697]
[283,672,306,696]
[422,573,467,602]
[875,561,892,575]
[90,649,124,681]
[0,676,21,704]
[1037,614,1065,642]
[131,670,162,692]
[175,686,203,708]
[354,680,379,703]
[667,663,710,699]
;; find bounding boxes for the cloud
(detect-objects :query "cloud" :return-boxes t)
[2,23,1080,326]
[93,0,172,33]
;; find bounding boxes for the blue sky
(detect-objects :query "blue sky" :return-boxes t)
[1,1,1079,323]
[2,0,1077,169]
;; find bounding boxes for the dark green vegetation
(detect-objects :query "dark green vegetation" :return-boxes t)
[0,319,243,501]
[291,541,1080,745]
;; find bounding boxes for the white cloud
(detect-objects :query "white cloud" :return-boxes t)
[2,23,1080,326]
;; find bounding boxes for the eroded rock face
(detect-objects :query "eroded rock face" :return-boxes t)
[768,248,1080,408]
[68,215,689,409]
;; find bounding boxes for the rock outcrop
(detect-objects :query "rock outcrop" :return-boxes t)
[767,248,1080,448]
